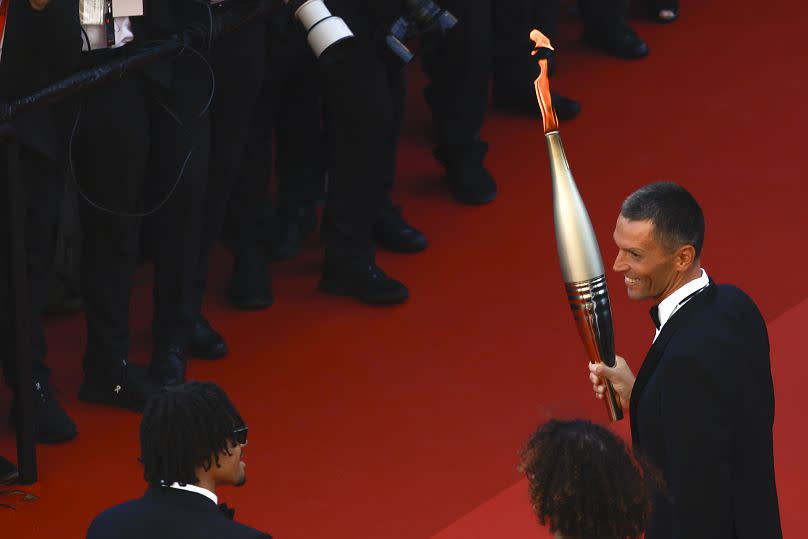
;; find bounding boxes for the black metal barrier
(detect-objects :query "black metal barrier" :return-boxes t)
[0,0,283,484]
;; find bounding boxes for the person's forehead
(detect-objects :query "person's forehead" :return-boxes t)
[615,217,656,245]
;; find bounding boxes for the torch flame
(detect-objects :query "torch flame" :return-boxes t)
[530,29,559,135]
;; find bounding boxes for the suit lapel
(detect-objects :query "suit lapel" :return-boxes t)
[629,280,716,446]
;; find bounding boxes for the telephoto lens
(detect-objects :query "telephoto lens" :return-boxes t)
[285,0,354,58]
[404,0,457,36]
[382,0,458,68]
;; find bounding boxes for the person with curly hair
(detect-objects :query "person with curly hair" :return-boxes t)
[519,419,660,539]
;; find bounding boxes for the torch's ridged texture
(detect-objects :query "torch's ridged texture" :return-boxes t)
[566,276,623,420]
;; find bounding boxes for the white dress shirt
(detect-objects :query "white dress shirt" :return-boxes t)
[82,17,134,51]
[167,482,218,505]
[653,268,710,342]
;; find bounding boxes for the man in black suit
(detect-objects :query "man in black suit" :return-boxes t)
[86,381,270,539]
[589,182,782,538]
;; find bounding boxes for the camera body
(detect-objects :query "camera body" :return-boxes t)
[384,0,457,67]
[285,0,354,58]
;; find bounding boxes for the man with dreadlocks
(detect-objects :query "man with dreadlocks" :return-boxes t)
[86,381,270,539]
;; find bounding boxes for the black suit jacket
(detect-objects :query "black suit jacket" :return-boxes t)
[630,281,782,539]
[86,487,271,539]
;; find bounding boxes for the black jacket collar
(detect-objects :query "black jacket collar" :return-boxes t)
[143,486,220,513]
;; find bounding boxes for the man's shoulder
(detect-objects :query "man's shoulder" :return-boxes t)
[86,497,150,537]
[87,496,271,539]
[682,282,763,326]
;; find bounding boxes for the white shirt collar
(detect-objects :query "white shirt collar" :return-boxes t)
[166,482,218,505]
[653,268,710,341]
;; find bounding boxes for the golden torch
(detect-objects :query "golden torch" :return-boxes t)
[531,30,623,421]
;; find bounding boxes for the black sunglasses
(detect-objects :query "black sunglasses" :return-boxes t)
[232,425,248,446]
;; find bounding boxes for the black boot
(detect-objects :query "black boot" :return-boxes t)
[582,21,649,59]
[319,260,409,305]
[148,345,186,386]
[228,246,273,311]
[11,381,77,444]
[373,206,427,253]
[79,358,160,412]
[269,204,318,261]
[188,317,228,359]
[434,141,497,206]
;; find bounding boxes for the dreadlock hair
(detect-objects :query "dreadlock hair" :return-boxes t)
[139,381,245,487]
[519,419,664,539]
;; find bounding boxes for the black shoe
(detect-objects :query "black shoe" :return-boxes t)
[188,318,228,359]
[492,85,581,122]
[148,345,186,386]
[583,22,649,59]
[269,204,318,261]
[319,261,409,305]
[434,143,497,205]
[373,206,427,253]
[79,359,160,412]
[11,381,77,444]
[228,246,273,310]
[551,93,582,121]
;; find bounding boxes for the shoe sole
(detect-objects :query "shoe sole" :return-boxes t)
[318,281,409,306]
[78,390,145,413]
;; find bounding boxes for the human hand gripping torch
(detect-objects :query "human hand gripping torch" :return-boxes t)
[530,30,623,421]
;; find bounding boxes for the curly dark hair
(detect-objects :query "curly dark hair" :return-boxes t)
[139,381,245,487]
[519,419,663,539]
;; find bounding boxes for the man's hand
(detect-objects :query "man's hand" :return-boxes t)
[589,355,636,410]
[29,0,51,11]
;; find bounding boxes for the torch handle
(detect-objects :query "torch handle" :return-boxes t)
[603,379,623,421]
[566,277,624,421]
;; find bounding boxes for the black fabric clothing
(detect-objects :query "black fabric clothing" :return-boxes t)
[190,21,267,316]
[72,48,150,374]
[421,0,491,156]
[317,1,400,263]
[630,281,782,538]
[224,20,324,253]
[144,50,211,349]
[0,0,82,387]
[86,487,271,539]
[491,0,560,88]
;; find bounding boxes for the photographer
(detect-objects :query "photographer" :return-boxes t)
[0,0,82,442]
[73,0,219,392]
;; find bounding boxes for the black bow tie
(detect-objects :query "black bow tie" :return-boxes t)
[650,305,661,330]
[218,503,235,520]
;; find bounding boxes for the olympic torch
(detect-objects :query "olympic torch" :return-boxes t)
[530,30,623,421]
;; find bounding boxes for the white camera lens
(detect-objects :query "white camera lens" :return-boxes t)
[290,0,354,58]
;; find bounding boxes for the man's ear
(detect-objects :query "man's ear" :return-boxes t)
[675,244,696,271]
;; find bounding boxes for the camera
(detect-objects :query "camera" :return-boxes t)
[285,0,354,58]
[384,0,458,66]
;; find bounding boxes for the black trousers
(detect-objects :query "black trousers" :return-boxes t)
[422,0,492,155]
[0,143,65,388]
[224,21,324,254]
[190,22,268,315]
[73,51,149,374]
[75,48,211,359]
[318,1,403,263]
[143,53,211,349]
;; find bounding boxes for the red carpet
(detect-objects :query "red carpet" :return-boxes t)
[2,1,807,537]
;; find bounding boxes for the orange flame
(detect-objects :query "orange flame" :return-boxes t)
[530,29,558,135]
